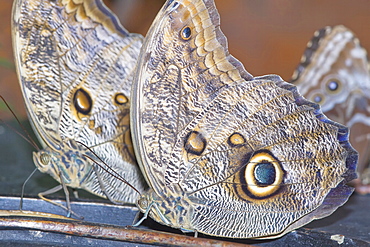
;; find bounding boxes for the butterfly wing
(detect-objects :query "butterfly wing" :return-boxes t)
[132,0,357,238]
[12,0,145,203]
[291,26,370,179]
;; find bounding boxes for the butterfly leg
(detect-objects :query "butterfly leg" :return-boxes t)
[132,202,171,227]
[72,189,79,199]
[132,202,153,227]
[38,183,82,219]
[19,167,38,211]
[38,185,70,214]
[180,228,197,238]
[19,166,82,218]
[132,210,143,226]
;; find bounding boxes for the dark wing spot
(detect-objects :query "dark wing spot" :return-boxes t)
[184,131,206,155]
[181,26,192,40]
[73,88,92,115]
[228,132,246,147]
[114,93,128,105]
[165,0,179,10]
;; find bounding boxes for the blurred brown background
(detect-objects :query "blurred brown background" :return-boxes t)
[0,0,369,120]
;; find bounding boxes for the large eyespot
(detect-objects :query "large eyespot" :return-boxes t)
[184,131,206,155]
[181,26,192,40]
[73,88,92,115]
[114,93,128,105]
[326,79,341,93]
[242,151,284,199]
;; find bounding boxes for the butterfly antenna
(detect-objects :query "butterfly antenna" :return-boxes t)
[19,167,38,210]
[76,141,141,196]
[0,96,40,151]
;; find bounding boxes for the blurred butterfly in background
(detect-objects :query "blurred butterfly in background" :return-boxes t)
[11,0,146,212]
[291,25,370,194]
[131,0,357,239]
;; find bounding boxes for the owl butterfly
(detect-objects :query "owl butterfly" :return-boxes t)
[291,25,370,194]
[131,0,357,239]
[11,0,146,209]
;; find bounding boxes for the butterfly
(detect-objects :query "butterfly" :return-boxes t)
[11,0,146,207]
[291,25,370,194]
[130,0,358,239]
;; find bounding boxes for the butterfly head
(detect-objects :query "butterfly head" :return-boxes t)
[33,149,61,182]
[33,151,52,172]
[137,193,150,212]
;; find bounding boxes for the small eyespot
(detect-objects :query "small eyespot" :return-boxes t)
[184,131,206,155]
[114,93,128,105]
[313,95,322,103]
[228,132,246,147]
[73,88,92,115]
[181,26,192,40]
[311,93,325,104]
[326,79,340,92]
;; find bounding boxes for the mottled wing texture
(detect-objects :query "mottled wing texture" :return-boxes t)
[12,0,145,203]
[132,0,358,238]
[291,26,370,176]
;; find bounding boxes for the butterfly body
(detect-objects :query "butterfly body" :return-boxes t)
[12,0,146,204]
[132,0,357,238]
